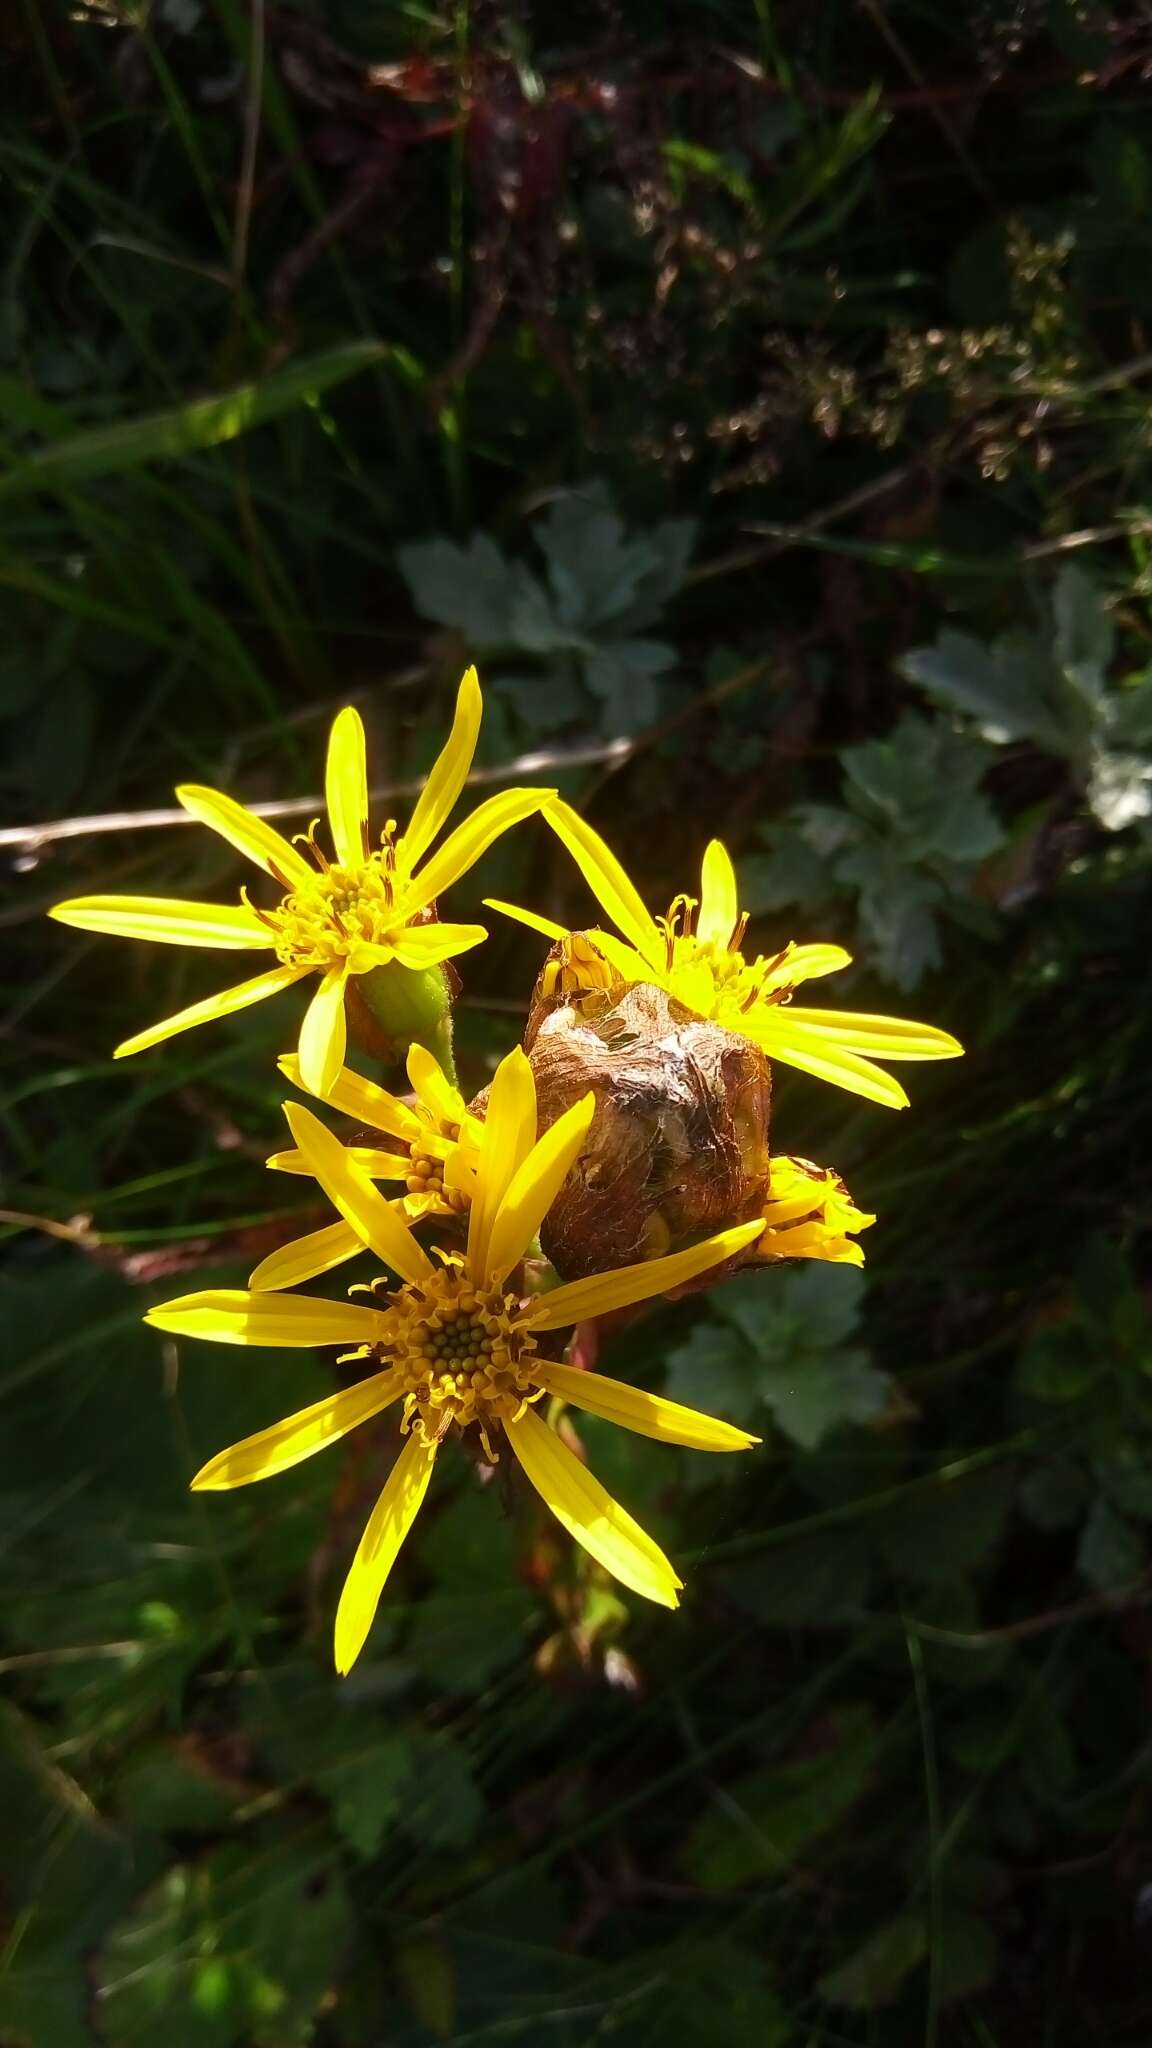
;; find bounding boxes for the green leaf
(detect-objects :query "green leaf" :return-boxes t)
[1052,564,1113,702]
[1107,672,1152,749]
[404,1484,536,1691]
[818,1911,926,2009]
[1077,1497,1145,1591]
[740,833,837,915]
[0,341,389,493]
[94,1840,348,2048]
[537,479,695,633]
[115,1743,246,1835]
[679,1706,877,1889]
[401,1731,485,1850]
[583,638,674,734]
[325,1735,412,1859]
[718,1264,867,1356]
[1092,1444,1152,1520]
[397,534,558,650]
[902,629,1069,752]
[757,1347,893,1451]
[664,1321,761,1423]
[879,1470,1013,1586]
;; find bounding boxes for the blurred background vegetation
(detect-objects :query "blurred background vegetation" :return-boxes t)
[5,2,1152,2041]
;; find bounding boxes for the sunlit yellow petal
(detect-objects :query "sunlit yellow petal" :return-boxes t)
[297,967,348,1098]
[278,1053,422,1142]
[113,964,310,1059]
[482,898,571,943]
[506,1406,680,1608]
[763,1225,865,1266]
[523,1219,764,1331]
[466,1047,537,1282]
[283,1101,434,1286]
[404,788,553,913]
[400,665,482,871]
[405,1043,467,1125]
[191,1369,401,1491]
[48,896,273,950]
[145,1288,389,1347]
[541,800,662,960]
[176,784,312,887]
[485,1093,596,1286]
[325,706,369,868]
[742,1014,911,1109]
[696,841,739,949]
[249,1218,362,1291]
[780,1007,965,1060]
[386,922,487,969]
[334,1433,438,1674]
[535,1361,759,1452]
[575,928,652,988]
[759,942,853,989]
[266,1145,408,1180]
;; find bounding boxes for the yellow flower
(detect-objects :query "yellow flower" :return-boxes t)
[756,1155,875,1267]
[50,668,552,1097]
[250,1042,484,1293]
[146,1048,763,1673]
[489,803,963,1110]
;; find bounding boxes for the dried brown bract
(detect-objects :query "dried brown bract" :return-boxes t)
[524,966,772,1280]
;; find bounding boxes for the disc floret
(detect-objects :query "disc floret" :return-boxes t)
[379,1263,542,1461]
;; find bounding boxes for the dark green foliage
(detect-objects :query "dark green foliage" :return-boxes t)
[5,4,1152,2043]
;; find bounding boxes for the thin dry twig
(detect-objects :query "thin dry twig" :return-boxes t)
[0,734,634,857]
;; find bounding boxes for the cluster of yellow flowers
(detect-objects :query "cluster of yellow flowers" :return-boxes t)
[51,669,961,1672]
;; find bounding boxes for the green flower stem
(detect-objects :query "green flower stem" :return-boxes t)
[354,961,458,1085]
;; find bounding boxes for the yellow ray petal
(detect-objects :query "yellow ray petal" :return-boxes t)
[278,1053,422,1141]
[192,1368,401,1491]
[466,1046,537,1282]
[534,1361,759,1452]
[400,665,483,871]
[541,800,662,960]
[742,1015,911,1110]
[145,1288,389,1347]
[113,963,310,1059]
[48,896,274,950]
[696,840,739,949]
[575,928,651,987]
[405,1042,466,1125]
[297,966,348,1098]
[763,1226,865,1266]
[283,1101,434,1286]
[780,1007,965,1060]
[249,1218,363,1291]
[485,1092,596,1286]
[506,1406,681,1607]
[266,1145,408,1179]
[386,922,487,969]
[482,898,571,943]
[176,783,312,887]
[404,788,553,913]
[334,1432,439,1674]
[325,706,369,868]
[759,942,853,990]
[524,1219,764,1331]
